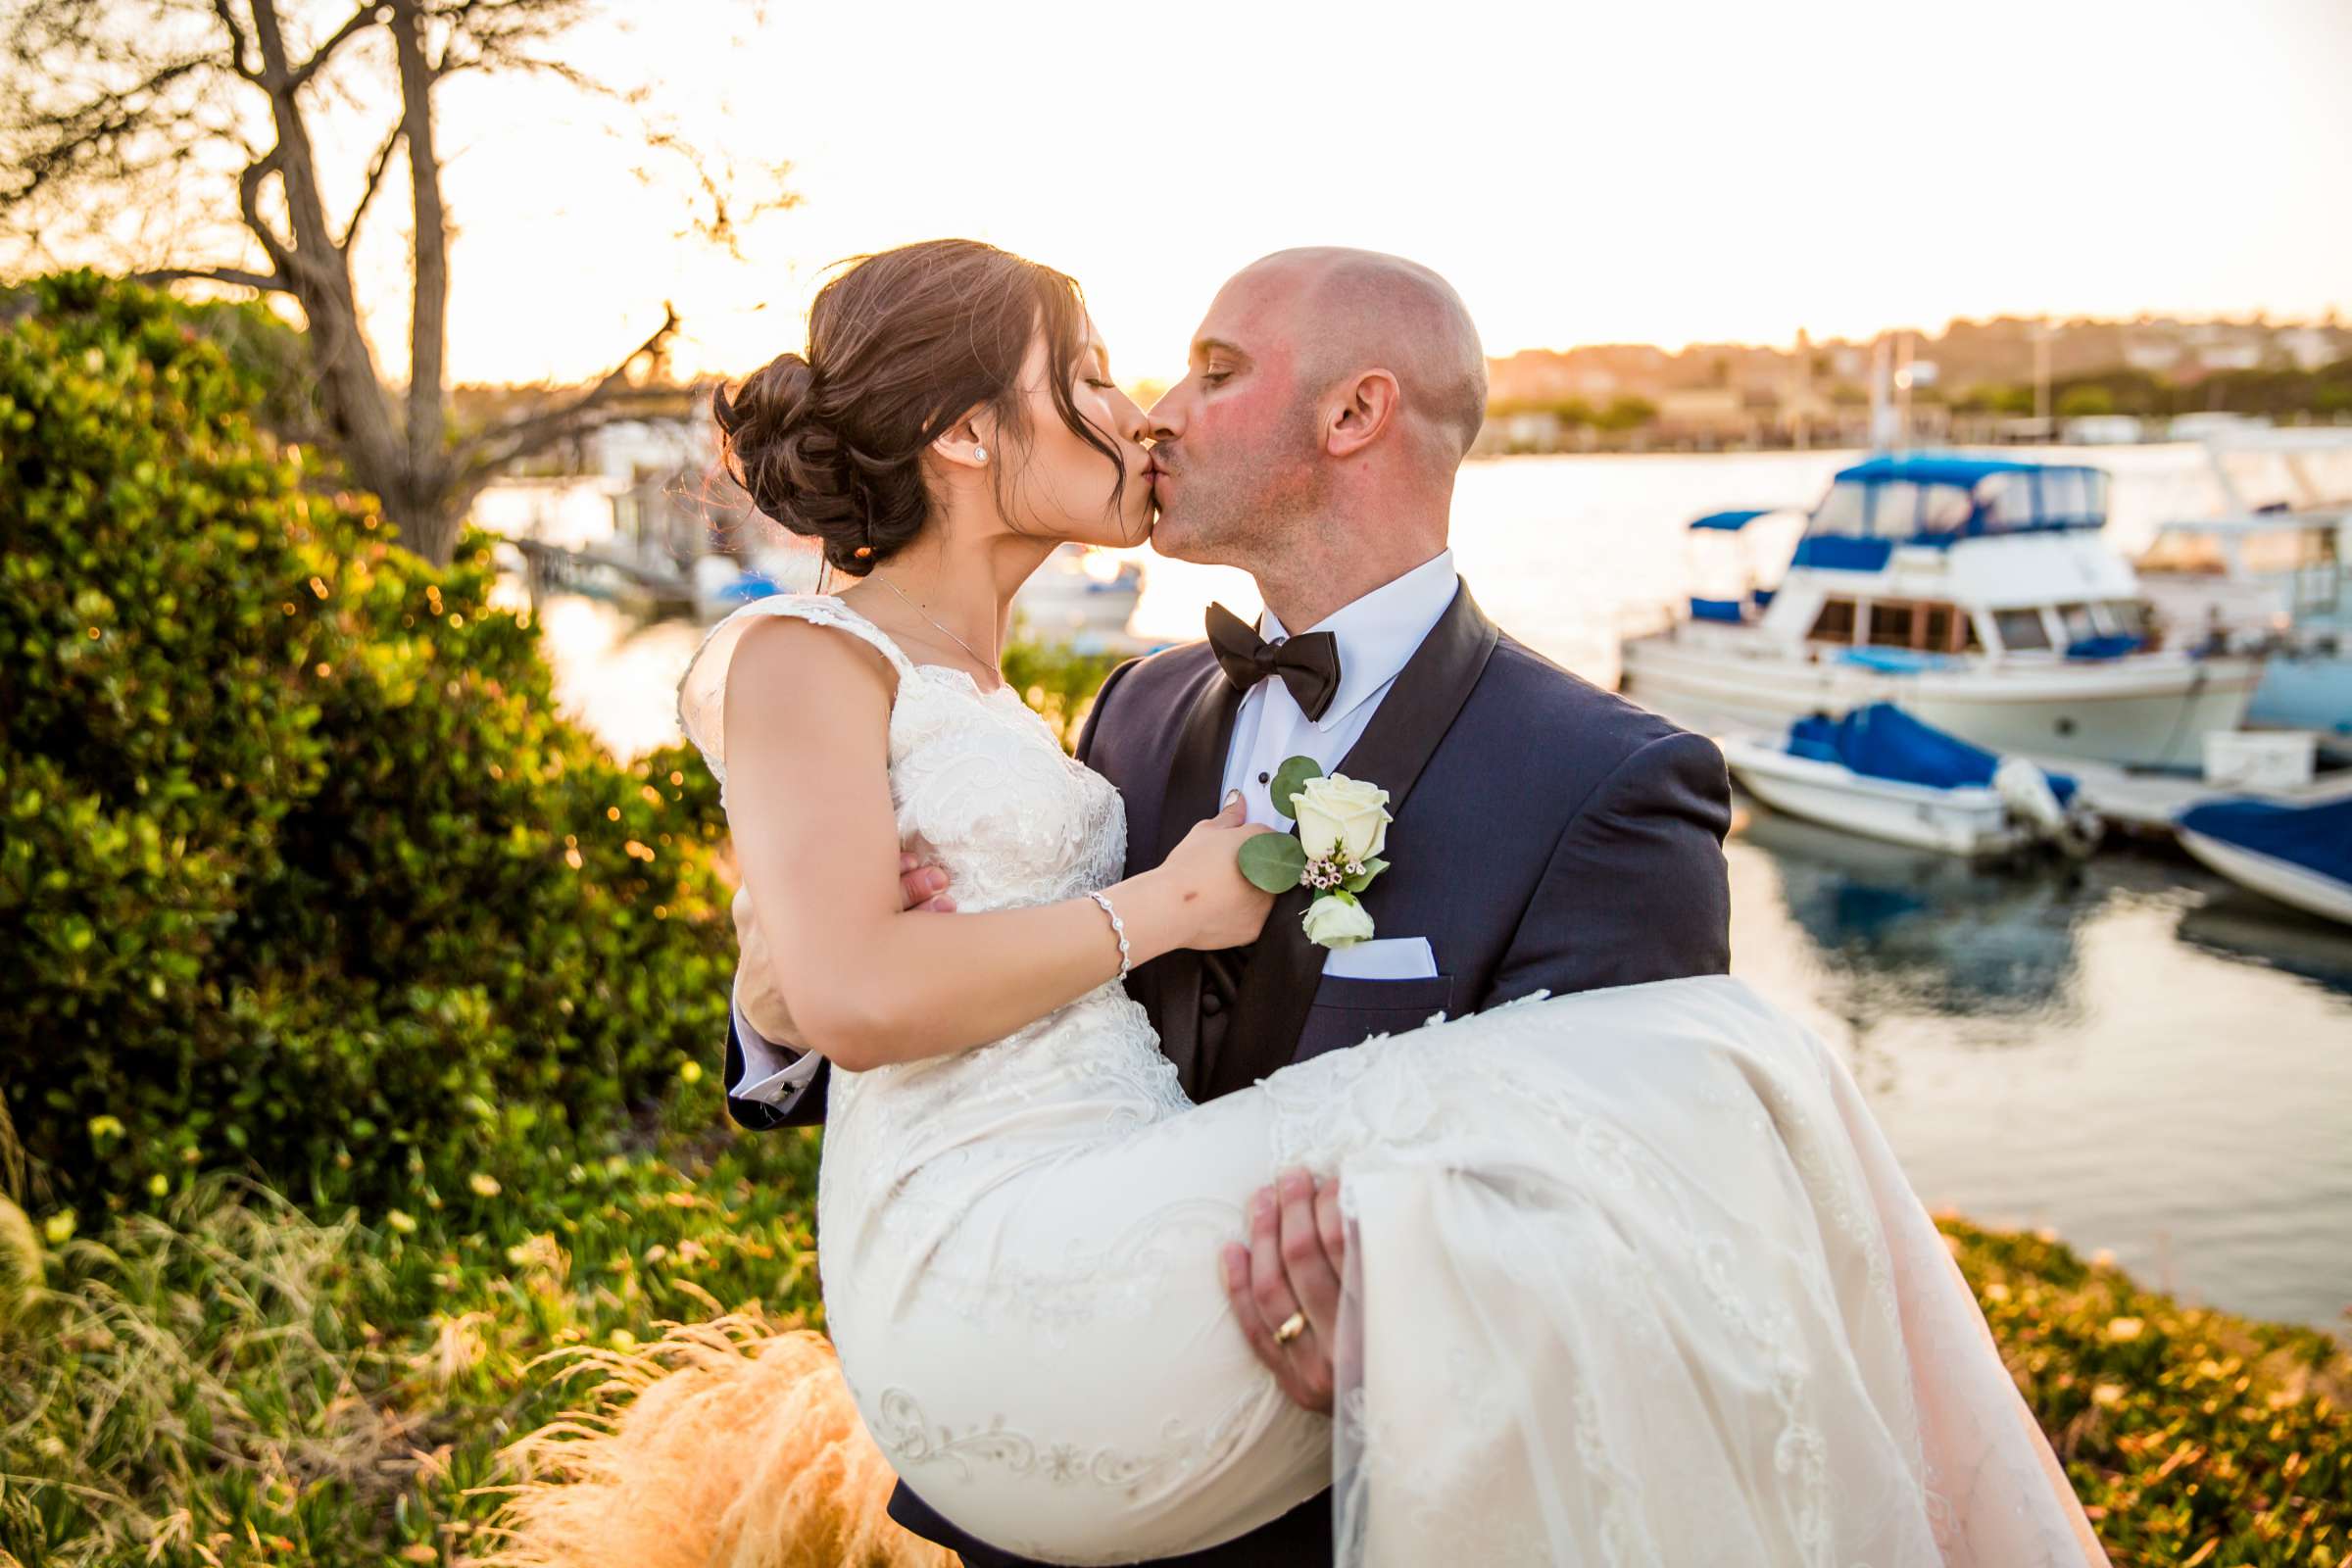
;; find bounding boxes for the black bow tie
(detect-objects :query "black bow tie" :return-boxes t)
[1205,603,1343,722]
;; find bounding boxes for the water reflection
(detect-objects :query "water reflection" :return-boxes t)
[1740,805,2093,1026]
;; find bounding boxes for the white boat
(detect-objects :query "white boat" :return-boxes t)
[2134,428,2352,755]
[2175,795,2352,926]
[1720,704,2089,858]
[1621,454,2265,769]
[1010,543,1147,653]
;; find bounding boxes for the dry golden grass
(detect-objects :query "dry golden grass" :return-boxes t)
[480,1314,956,1568]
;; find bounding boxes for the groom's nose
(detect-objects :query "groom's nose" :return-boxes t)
[1148,381,1189,443]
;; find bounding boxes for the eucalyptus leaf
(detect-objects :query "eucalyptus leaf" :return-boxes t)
[1270,755,1324,821]
[1238,831,1307,893]
[1342,857,1389,895]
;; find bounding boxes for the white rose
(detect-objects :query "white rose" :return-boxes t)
[1300,893,1376,949]
[1292,774,1392,864]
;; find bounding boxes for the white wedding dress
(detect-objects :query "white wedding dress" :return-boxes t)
[678,594,2105,1568]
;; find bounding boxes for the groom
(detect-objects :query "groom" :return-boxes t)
[723,248,1734,1566]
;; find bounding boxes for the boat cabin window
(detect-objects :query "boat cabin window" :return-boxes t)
[1992,608,2052,652]
[1812,484,1867,536]
[2058,603,2099,644]
[1867,482,1921,540]
[2039,468,2095,524]
[1809,598,1858,642]
[2099,600,2156,643]
[1854,598,1970,652]
[1920,485,1973,534]
[1985,474,2039,528]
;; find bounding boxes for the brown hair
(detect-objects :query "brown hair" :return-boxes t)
[713,239,1125,576]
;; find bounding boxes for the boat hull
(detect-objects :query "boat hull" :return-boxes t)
[2178,830,2352,926]
[1621,633,2263,770]
[1720,740,2024,857]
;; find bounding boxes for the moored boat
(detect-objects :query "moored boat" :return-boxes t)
[1722,703,2092,858]
[2175,795,2352,926]
[2135,429,2352,756]
[1621,454,2265,768]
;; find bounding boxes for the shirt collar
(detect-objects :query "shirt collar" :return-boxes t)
[1260,549,1458,730]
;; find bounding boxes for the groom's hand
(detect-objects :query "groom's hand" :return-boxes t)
[1221,1169,1347,1415]
[731,858,956,1041]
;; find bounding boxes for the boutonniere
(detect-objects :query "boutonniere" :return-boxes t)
[1237,757,1394,950]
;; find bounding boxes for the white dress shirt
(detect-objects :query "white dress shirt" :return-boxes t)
[731,549,1460,1101]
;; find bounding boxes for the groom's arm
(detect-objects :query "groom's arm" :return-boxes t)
[1485,728,1733,1002]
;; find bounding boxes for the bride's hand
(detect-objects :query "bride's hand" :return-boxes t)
[1154,792,1278,952]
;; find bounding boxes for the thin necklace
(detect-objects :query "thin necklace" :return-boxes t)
[871,568,1001,678]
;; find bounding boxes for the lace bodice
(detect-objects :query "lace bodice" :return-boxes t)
[678,592,1128,913]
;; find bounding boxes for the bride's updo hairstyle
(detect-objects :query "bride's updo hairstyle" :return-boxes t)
[714,239,1127,576]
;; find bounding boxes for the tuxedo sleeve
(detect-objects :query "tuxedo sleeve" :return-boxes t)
[1483,730,1732,1004]
[722,976,829,1129]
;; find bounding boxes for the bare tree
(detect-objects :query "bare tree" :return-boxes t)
[0,0,792,565]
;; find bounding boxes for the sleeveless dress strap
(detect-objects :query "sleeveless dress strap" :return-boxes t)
[675,593,916,804]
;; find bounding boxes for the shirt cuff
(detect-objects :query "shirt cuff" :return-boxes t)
[731,978,821,1103]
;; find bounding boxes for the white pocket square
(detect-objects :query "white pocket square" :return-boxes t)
[1320,936,1439,980]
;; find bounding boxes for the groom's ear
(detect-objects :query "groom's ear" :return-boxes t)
[1324,368,1399,459]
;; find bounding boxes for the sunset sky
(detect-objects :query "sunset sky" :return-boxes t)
[323,0,2352,387]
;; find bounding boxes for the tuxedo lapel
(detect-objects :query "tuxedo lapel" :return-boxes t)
[1201,584,1501,1101]
[1150,662,1246,1091]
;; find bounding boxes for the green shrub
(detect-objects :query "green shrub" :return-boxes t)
[0,272,734,1211]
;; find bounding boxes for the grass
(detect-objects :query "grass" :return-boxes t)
[3,1144,2344,1567]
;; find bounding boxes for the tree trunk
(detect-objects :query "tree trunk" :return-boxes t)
[245,0,450,563]
[389,0,452,542]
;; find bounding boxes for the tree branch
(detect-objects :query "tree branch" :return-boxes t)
[286,3,389,93]
[338,120,405,251]
[132,265,287,295]
[463,301,681,474]
[208,0,265,83]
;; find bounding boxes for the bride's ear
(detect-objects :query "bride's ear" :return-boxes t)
[930,410,993,473]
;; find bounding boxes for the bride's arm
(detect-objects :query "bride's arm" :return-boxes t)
[723,617,1271,1072]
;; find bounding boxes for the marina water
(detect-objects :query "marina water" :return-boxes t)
[517,444,2352,1334]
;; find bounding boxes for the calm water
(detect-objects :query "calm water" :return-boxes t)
[519,445,2352,1333]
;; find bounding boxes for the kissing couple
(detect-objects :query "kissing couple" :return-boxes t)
[507,240,2107,1567]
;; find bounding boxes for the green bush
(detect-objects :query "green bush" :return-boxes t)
[0,272,735,1211]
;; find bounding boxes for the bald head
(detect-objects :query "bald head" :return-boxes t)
[1237,247,1489,462]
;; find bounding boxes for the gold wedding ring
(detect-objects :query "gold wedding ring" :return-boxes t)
[1274,1310,1308,1346]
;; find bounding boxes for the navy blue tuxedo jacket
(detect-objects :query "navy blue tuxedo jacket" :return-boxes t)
[721,581,1733,1566]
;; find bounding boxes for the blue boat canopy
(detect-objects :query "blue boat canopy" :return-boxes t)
[1690,509,1771,532]
[2179,796,2352,888]
[1794,452,2111,565]
[1788,704,2079,808]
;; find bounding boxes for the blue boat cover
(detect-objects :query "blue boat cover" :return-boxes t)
[1690,597,1745,622]
[1790,535,1895,572]
[2179,796,2352,886]
[1690,509,1771,531]
[1838,646,1952,673]
[1787,703,2079,807]
[1834,455,2097,490]
[2065,634,2143,661]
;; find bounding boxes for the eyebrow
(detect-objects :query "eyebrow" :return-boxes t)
[1192,336,1250,366]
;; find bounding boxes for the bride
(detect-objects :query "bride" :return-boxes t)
[511,239,2107,1567]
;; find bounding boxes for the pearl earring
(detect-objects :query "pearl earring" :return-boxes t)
[973,445,987,465]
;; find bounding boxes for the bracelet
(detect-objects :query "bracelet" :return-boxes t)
[1088,890,1132,980]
